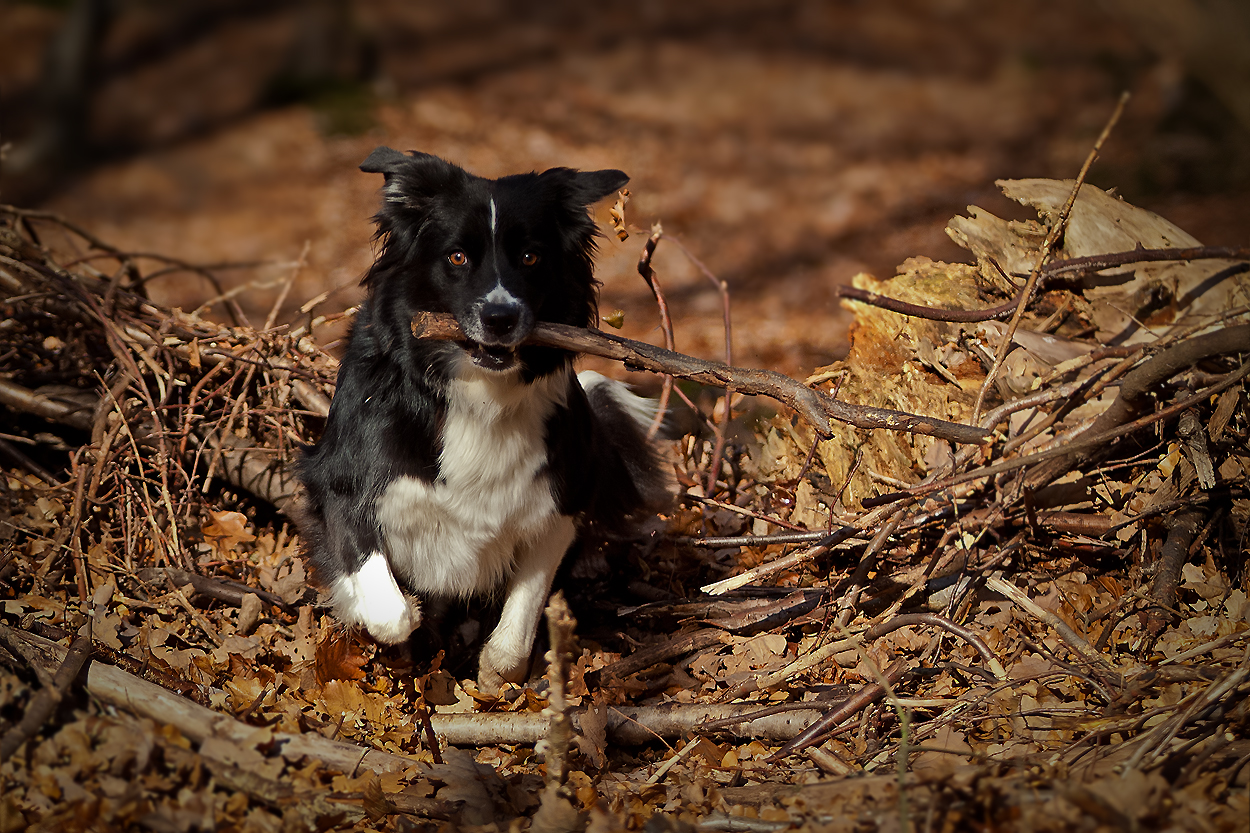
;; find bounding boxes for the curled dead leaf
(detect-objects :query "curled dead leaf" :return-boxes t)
[202,510,256,555]
[609,189,630,241]
[315,631,369,684]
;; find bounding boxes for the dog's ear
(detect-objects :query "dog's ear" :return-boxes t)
[542,168,629,207]
[360,147,454,182]
[361,148,466,211]
[359,146,413,177]
[571,169,630,206]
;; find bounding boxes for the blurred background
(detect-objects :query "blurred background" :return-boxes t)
[3,0,1248,376]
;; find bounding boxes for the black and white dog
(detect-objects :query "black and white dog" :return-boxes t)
[297,147,670,688]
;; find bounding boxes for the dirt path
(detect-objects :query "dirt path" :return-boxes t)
[6,1,1248,378]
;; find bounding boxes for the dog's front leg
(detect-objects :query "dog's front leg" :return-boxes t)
[331,548,423,644]
[311,501,421,644]
[477,516,577,689]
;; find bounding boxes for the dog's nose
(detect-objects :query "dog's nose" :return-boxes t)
[480,302,522,343]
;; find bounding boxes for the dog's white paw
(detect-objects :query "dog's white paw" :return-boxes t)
[361,595,422,644]
[330,552,422,644]
[477,642,530,691]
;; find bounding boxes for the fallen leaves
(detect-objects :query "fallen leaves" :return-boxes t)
[200,510,256,555]
[1,173,1249,832]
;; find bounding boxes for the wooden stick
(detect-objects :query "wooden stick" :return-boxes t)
[429,704,822,746]
[1,625,420,774]
[410,312,990,445]
[540,592,576,789]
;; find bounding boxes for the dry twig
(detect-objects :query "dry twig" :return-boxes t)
[410,312,991,445]
[0,631,91,762]
[973,92,1130,422]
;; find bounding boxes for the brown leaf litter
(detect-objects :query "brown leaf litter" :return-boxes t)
[0,176,1248,831]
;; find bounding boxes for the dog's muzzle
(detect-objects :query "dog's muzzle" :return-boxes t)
[465,301,530,371]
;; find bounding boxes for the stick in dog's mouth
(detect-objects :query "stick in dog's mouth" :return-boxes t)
[409,314,519,371]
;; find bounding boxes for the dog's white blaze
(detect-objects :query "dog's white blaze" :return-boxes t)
[329,550,421,643]
[376,364,571,600]
[486,197,505,285]
[484,282,518,305]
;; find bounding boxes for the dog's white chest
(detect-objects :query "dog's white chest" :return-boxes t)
[375,368,568,597]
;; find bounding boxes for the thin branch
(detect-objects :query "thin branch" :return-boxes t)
[972,91,1130,422]
[636,222,674,439]
[1025,324,1250,488]
[540,592,576,789]
[0,376,301,513]
[765,659,908,761]
[409,311,990,445]
[0,632,92,762]
[135,567,289,610]
[874,360,1249,500]
[986,576,1112,671]
[668,235,736,495]
[1036,245,1250,278]
[590,629,732,684]
[1144,509,1205,635]
[725,612,1004,702]
[835,285,1021,322]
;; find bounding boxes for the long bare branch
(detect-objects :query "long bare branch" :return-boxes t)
[410,312,990,445]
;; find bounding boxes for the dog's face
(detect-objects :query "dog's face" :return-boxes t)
[360,148,628,373]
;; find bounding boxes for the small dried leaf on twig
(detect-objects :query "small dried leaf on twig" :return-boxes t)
[608,188,630,241]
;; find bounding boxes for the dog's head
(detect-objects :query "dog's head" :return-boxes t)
[360,147,628,374]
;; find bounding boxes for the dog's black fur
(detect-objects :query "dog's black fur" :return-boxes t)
[296,148,669,687]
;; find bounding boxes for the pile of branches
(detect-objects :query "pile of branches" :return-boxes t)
[0,151,1249,828]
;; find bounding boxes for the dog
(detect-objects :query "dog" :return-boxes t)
[297,147,671,688]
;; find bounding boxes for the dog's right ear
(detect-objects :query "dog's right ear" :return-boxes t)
[359,146,413,178]
[360,148,464,208]
[361,147,449,181]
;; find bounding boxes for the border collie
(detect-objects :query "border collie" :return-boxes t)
[297,147,671,688]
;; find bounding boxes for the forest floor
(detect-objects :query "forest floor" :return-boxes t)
[1,2,1249,831]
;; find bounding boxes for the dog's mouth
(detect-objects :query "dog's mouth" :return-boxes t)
[466,341,518,371]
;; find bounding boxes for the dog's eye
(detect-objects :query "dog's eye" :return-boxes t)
[521,252,540,266]
[447,251,468,266]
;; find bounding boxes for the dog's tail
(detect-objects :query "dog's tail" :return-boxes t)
[577,371,676,523]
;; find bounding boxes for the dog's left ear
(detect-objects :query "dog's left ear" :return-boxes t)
[574,169,630,205]
[546,168,630,207]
